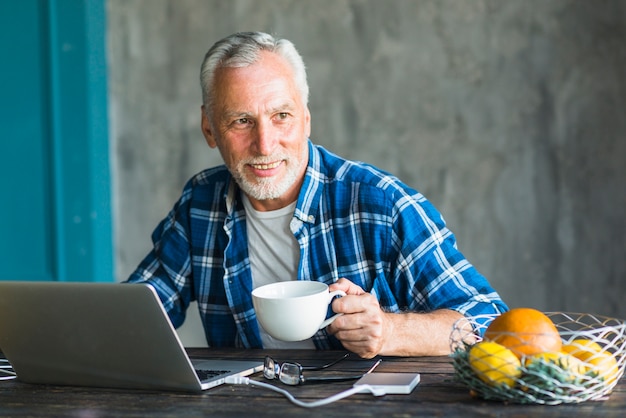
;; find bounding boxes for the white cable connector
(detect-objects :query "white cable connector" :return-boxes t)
[358,385,388,397]
[225,376,250,385]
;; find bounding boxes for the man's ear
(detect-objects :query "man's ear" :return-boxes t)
[304,106,312,138]
[201,106,217,148]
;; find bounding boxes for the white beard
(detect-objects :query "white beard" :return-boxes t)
[230,148,306,201]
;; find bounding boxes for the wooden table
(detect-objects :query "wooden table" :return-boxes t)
[1,348,624,417]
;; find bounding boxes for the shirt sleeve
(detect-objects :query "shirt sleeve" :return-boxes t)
[391,190,508,320]
[125,185,194,329]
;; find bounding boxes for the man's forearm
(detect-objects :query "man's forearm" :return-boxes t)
[380,309,467,356]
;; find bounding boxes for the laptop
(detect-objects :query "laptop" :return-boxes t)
[0,281,263,392]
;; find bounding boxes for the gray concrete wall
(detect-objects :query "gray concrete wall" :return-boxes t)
[107,0,626,345]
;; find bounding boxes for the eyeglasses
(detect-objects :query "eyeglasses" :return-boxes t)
[263,353,381,386]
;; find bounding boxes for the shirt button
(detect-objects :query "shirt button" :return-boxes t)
[308,215,314,222]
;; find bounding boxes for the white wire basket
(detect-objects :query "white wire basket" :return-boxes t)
[450,312,626,405]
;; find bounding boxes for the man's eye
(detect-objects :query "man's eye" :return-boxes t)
[276,112,289,120]
[236,118,250,125]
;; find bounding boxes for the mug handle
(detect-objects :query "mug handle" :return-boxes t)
[318,290,346,329]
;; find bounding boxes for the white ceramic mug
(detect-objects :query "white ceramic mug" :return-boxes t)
[251,281,346,342]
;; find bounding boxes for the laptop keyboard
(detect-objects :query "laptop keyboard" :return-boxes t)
[195,369,231,381]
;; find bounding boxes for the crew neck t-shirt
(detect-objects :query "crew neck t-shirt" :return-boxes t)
[242,194,315,349]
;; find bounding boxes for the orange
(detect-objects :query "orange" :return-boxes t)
[468,341,522,388]
[484,308,562,359]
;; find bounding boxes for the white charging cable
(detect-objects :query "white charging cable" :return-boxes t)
[225,375,386,408]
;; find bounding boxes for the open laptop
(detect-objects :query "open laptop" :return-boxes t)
[0,281,263,392]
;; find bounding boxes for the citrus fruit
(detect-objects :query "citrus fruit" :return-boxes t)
[587,351,619,386]
[523,351,586,383]
[484,308,562,358]
[468,341,522,388]
[562,339,620,387]
[562,339,603,362]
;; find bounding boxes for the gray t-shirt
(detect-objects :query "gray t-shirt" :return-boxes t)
[242,194,316,349]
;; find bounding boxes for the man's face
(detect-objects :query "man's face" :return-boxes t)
[201,51,311,211]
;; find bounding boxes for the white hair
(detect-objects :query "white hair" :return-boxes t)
[200,32,309,116]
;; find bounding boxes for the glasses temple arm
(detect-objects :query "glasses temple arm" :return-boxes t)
[301,352,351,371]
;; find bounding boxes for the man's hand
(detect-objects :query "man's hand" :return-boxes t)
[327,278,390,359]
[327,278,466,358]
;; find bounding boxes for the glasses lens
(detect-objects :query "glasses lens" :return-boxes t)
[263,356,277,380]
[279,362,303,386]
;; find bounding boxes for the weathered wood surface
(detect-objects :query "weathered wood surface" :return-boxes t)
[1,349,624,417]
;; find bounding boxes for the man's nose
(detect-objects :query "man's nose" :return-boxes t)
[254,120,277,155]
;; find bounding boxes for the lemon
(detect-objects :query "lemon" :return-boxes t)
[562,339,620,387]
[587,351,620,386]
[562,339,603,362]
[468,341,522,388]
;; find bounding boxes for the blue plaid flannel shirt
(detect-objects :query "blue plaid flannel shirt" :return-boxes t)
[127,141,508,348]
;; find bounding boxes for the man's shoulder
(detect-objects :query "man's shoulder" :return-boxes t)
[188,165,231,187]
[177,165,231,206]
[313,144,412,194]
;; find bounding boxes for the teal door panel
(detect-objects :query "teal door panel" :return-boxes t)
[1,0,55,280]
[0,0,112,282]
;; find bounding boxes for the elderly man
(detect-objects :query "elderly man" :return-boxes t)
[127,31,507,358]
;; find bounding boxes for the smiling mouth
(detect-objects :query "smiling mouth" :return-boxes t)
[250,161,282,170]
